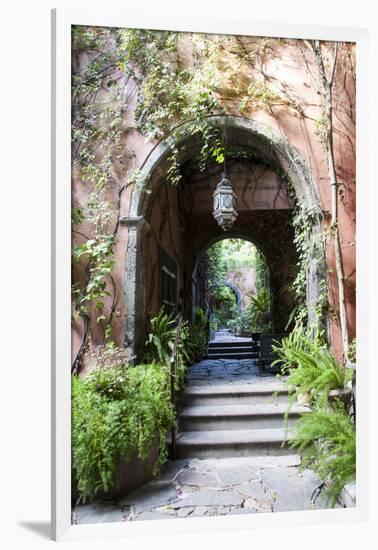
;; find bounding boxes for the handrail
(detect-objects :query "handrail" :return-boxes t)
[169,313,183,461]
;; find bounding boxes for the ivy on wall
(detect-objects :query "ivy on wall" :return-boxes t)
[71,26,354,365]
[289,199,327,330]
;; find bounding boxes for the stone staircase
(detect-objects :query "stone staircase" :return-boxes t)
[175,381,307,459]
[206,329,258,361]
[206,339,256,360]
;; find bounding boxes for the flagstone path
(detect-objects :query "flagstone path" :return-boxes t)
[72,352,345,524]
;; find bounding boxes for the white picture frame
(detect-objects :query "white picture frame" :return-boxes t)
[51,8,369,541]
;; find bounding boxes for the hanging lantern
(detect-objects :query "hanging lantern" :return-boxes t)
[212,172,238,231]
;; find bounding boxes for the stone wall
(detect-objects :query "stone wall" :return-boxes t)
[71,33,356,363]
[227,268,256,310]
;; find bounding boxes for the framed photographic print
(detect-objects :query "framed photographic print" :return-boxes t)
[52,8,369,541]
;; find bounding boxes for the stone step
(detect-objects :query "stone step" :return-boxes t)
[208,341,253,349]
[179,403,307,431]
[182,383,289,406]
[206,352,256,360]
[207,346,254,352]
[175,428,294,459]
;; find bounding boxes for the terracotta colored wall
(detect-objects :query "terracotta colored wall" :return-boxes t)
[227,268,257,310]
[72,35,356,362]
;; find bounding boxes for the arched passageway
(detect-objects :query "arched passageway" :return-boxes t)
[220,281,241,316]
[193,237,274,339]
[124,115,327,358]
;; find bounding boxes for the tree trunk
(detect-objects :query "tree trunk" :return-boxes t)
[313,41,349,359]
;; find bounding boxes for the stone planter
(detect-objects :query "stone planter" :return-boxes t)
[72,437,160,503]
[297,391,311,407]
[346,362,356,398]
[328,387,353,413]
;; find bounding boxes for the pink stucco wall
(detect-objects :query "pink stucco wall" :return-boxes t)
[72,35,356,363]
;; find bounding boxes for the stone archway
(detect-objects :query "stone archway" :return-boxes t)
[191,232,271,318]
[220,280,242,316]
[123,115,327,357]
[190,230,290,337]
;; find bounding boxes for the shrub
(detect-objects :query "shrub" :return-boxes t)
[188,306,207,362]
[274,331,353,406]
[347,338,356,363]
[288,346,352,405]
[272,326,315,372]
[275,329,356,507]
[144,308,177,364]
[240,289,271,334]
[144,308,191,388]
[72,362,175,502]
[290,405,356,506]
[211,285,238,327]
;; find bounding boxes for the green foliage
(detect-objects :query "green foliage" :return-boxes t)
[144,308,177,365]
[72,362,175,502]
[291,203,318,325]
[144,308,191,389]
[347,338,356,363]
[289,200,328,329]
[238,289,271,335]
[253,248,270,294]
[72,207,84,226]
[275,328,356,506]
[206,241,227,292]
[275,331,353,406]
[72,189,116,318]
[188,306,207,362]
[117,29,225,182]
[71,26,127,335]
[272,326,320,372]
[239,80,289,115]
[118,30,187,138]
[291,406,356,506]
[212,285,239,328]
[205,239,270,334]
[72,233,115,315]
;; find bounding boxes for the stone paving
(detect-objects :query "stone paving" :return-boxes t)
[72,355,339,525]
[73,455,336,524]
[187,358,267,386]
[211,330,253,343]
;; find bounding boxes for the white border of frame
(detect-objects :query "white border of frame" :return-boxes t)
[51,8,369,541]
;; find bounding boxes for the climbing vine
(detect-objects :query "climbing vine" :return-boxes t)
[71,27,130,351]
[71,27,354,366]
[288,192,328,331]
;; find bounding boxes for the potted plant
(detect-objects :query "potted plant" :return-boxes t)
[273,331,354,409]
[72,361,176,503]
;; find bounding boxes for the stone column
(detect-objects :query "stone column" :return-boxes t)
[306,224,329,336]
[121,215,151,361]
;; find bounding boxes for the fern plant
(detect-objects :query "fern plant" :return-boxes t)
[144,308,191,389]
[290,404,356,506]
[250,288,271,327]
[273,331,353,406]
[240,288,271,334]
[347,338,356,363]
[72,362,175,503]
[187,306,207,362]
[272,326,314,372]
[144,308,177,364]
[286,345,353,406]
